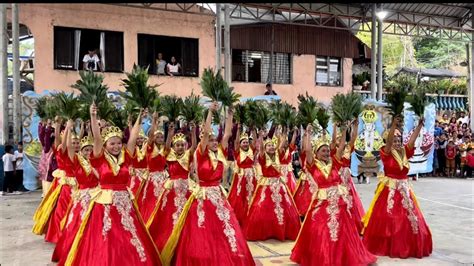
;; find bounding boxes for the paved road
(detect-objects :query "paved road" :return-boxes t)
[0,177,472,265]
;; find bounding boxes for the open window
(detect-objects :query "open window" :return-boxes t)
[53,26,124,72]
[232,49,292,84]
[315,56,342,86]
[137,34,199,77]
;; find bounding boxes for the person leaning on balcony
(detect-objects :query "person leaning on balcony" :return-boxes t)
[264,83,277,95]
[156,52,167,75]
[83,48,104,72]
[167,56,182,76]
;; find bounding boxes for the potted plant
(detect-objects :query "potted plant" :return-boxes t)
[352,73,366,90]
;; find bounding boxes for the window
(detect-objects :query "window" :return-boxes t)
[232,49,292,84]
[137,34,199,77]
[53,26,124,72]
[315,56,342,86]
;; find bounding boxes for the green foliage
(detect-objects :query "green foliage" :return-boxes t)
[269,100,297,129]
[387,74,418,91]
[384,86,408,117]
[51,92,81,120]
[181,92,205,123]
[203,107,222,125]
[407,86,433,117]
[162,95,184,122]
[316,107,330,130]
[200,68,240,107]
[352,72,370,86]
[34,96,51,119]
[244,100,269,129]
[233,103,247,126]
[330,92,362,124]
[414,37,466,69]
[120,64,159,110]
[296,93,319,128]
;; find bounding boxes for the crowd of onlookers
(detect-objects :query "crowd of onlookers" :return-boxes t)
[432,110,473,178]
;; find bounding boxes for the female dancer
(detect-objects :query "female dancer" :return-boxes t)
[227,125,257,226]
[38,119,56,197]
[161,102,254,266]
[64,104,161,266]
[291,124,377,266]
[244,130,301,241]
[362,116,433,258]
[52,124,98,263]
[331,120,365,233]
[33,118,78,244]
[147,120,197,252]
[278,127,298,193]
[137,112,170,223]
[129,129,149,197]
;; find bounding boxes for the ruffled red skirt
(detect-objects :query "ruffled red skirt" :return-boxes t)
[227,167,257,226]
[52,189,94,262]
[281,165,297,194]
[293,173,316,216]
[340,167,365,233]
[64,191,161,266]
[137,170,169,224]
[362,184,433,258]
[244,178,301,241]
[291,197,377,266]
[129,168,148,198]
[147,179,191,252]
[45,184,72,243]
[170,186,255,266]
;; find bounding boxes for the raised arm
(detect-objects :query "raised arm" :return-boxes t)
[335,123,348,162]
[189,121,197,154]
[54,116,62,149]
[200,101,219,154]
[330,122,337,150]
[66,120,76,161]
[257,129,265,159]
[90,103,103,157]
[127,110,143,156]
[383,116,401,154]
[290,127,298,147]
[278,127,288,155]
[79,120,85,139]
[234,124,241,151]
[304,124,314,165]
[250,128,257,149]
[221,107,234,151]
[165,122,175,151]
[407,118,424,149]
[349,118,359,149]
[148,112,159,148]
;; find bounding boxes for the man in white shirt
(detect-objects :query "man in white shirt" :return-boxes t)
[14,142,27,192]
[457,111,470,126]
[83,49,104,72]
[2,145,16,195]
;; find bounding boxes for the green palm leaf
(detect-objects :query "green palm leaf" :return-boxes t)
[200,68,240,107]
[316,107,330,130]
[51,92,81,120]
[182,92,205,123]
[34,96,50,119]
[120,64,159,110]
[162,95,184,122]
[297,93,319,128]
[407,85,433,117]
[233,103,247,126]
[384,86,408,118]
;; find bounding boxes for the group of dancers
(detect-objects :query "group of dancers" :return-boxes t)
[32,101,433,266]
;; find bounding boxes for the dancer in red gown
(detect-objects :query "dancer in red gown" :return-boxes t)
[129,129,149,197]
[52,125,98,263]
[362,116,433,258]
[291,124,377,266]
[147,121,197,252]
[227,125,257,226]
[137,112,169,224]
[244,131,301,241]
[161,102,255,266]
[331,120,365,233]
[279,127,298,194]
[64,105,161,266]
[33,117,77,244]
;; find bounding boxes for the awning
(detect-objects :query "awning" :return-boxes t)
[395,67,464,78]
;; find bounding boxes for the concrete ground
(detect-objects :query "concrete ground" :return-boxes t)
[0,177,472,266]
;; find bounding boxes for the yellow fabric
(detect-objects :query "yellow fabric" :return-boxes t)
[77,154,92,176]
[151,144,165,158]
[265,152,281,173]
[314,184,348,200]
[392,148,409,171]
[136,145,147,162]
[64,200,95,266]
[161,194,196,266]
[32,183,63,235]
[33,178,58,221]
[361,175,396,234]
[314,159,332,179]
[208,145,227,170]
[238,147,254,164]
[166,149,190,171]
[58,176,78,187]
[104,149,126,176]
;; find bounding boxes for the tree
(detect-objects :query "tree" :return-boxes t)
[413,37,466,69]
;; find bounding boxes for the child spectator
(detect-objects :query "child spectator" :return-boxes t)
[1,145,17,195]
[445,139,457,177]
[14,142,27,192]
[437,133,448,176]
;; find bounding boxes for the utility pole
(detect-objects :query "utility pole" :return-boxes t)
[12,3,21,143]
[469,9,474,131]
[224,4,231,84]
[215,4,221,72]
[0,4,8,144]
[370,4,377,100]
[377,14,383,101]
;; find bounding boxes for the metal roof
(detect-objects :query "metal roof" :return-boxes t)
[396,67,464,78]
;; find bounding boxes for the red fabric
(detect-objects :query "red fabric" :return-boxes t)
[293,174,314,216]
[283,166,297,193]
[362,146,433,258]
[467,153,474,167]
[228,147,257,226]
[64,149,161,266]
[171,145,254,265]
[379,145,415,179]
[146,144,167,172]
[346,175,365,234]
[137,170,168,224]
[445,145,456,159]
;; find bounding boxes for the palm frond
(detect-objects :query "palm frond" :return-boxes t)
[407,85,433,117]
[203,107,222,125]
[330,92,362,124]
[120,64,159,109]
[385,86,408,117]
[200,68,240,107]
[297,93,319,128]
[181,92,205,123]
[51,92,81,120]
[233,103,247,126]
[162,95,184,122]
[270,101,297,129]
[316,107,330,130]
[153,96,164,115]
[34,96,50,119]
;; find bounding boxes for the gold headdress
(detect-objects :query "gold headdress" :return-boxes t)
[312,135,331,152]
[60,130,79,140]
[154,129,164,136]
[172,133,187,145]
[382,129,402,140]
[80,136,93,149]
[101,126,123,143]
[240,132,249,142]
[263,136,278,147]
[138,129,147,139]
[199,131,216,140]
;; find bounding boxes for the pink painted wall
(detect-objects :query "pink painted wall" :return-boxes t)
[15,4,352,104]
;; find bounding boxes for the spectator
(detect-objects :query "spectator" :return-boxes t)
[457,111,470,125]
[83,48,103,72]
[439,113,449,125]
[434,120,443,137]
[264,83,277,95]
[437,133,448,176]
[156,52,167,75]
[461,123,469,135]
[167,56,181,76]
[445,139,457,177]
[14,142,27,192]
[1,145,17,195]
[449,117,457,133]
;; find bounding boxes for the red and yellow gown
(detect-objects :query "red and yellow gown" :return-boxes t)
[290,157,377,266]
[64,149,162,266]
[147,148,193,252]
[244,152,301,241]
[331,146,365,233]
[362,145,433,258]
[129,145,149,198]
[52,153,99,263]
[227,146,257,226]
[293,150,318,216]
[33,146,77,244]
[280,144,297,193]
[161,145,255,266]
[137,143,169,224]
